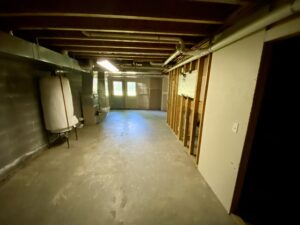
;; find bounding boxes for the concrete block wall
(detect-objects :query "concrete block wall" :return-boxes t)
[0,56,85,173]
[0,56,48,169]
[66,73,83,119]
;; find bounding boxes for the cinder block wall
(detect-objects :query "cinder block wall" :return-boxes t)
[66,73,83,119]
[0,57,48,169]
[0,56,84,170]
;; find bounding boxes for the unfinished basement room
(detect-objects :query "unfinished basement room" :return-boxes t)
[0,0,299,225]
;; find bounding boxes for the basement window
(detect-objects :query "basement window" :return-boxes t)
[127,82,136,96]
[113,81,123,96]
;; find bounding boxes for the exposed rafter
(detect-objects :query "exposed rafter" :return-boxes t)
[0,0,261,71]
[0,13,223,24]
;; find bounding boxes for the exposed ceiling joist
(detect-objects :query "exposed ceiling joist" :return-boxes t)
[50,44,174,51]
[16,27,205,37]
[72,54,167,59]
[68,50,170,56]
[0,13,223,24]
[0,0,265,74]
[187,0,251,5]
[36,37,197,45]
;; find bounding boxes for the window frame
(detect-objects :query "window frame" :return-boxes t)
[113,81,123,96]
[127,81,137,96]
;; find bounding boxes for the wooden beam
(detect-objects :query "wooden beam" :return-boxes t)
[171,70,178,132]
[173,68,180,134]
[36,37,197,45]
[0,12,223,24]
[167,72,172,125]
[16,27,205,37]
[188,0,250,6]
[68,50,170,56]
[50,44,174,51]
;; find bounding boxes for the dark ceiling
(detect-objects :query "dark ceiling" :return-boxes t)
[0,0,270,72]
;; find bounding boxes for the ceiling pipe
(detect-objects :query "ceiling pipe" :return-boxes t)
[82,31,183,44]
[119,66,163,70]
[167,0,300,71]
[163,41,186,66]
[83,31,186,66]
[150,61,164,67]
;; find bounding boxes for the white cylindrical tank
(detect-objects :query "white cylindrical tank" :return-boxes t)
[40,75,78,133]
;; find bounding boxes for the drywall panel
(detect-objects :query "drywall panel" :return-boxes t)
[178,70,197,98]
[198,31,265,212]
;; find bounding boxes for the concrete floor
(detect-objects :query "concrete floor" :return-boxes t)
[0,110,235,225]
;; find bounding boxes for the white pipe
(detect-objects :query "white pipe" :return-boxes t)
[167,0,300,72]
[163,50,181,66]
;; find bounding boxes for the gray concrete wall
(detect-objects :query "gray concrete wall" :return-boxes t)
[66,73,83,119]
[0,56,84,171]
[0,57,48,169]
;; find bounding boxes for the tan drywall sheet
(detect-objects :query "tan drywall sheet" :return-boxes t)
[198,31,265,212]
[178,70,198,98]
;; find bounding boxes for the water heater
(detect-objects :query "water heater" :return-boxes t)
[39,75,78,133]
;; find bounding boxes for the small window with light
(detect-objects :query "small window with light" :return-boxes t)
[113,81,123,96]
[127,82,136,96]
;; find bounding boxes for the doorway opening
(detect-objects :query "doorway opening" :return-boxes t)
[232,35,300,225]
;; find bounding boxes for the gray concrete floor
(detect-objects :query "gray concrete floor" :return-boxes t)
[0,110,235,225]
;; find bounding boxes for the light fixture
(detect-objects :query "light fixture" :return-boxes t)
[125,71,137,75]
[97,60,119,73]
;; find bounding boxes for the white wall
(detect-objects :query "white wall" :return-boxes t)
[198,31,265,212]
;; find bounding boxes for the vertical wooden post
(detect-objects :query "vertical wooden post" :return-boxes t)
[183,98,191,147]
[172,68,179,133]
[196,54,212,164]
[177,95,184,140]
[189,59,205,154]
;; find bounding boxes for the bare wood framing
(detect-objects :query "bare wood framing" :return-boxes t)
[177,95,185,140]
[196,54,212,164]
[0,13,223,24]
[183,98,191,147]
[167,72,172,124]
[189,58,205,154]
[174,68,180,134]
